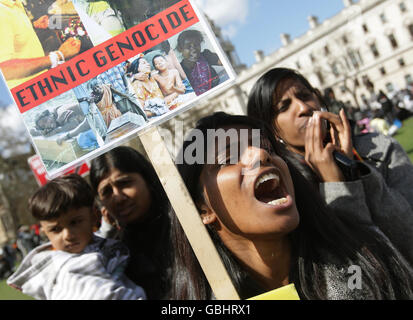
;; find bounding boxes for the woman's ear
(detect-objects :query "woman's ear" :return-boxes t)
[197,202,217,225]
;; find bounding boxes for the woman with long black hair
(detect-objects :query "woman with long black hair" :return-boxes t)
[171,112,413,300]
[247,68,413,264]
[90,146,173,299]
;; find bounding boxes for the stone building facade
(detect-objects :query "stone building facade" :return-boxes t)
[202,0,413,115]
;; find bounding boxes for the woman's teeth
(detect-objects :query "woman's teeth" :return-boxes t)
[267,198,288,206]
[255,172,279,190]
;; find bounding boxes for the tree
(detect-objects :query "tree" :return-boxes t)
[0,106,39,240]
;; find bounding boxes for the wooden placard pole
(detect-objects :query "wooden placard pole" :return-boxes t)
[140,126,240,300]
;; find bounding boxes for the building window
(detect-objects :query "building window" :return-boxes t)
[342,35,348,44]
[380,67,386,75]
[340,85,346,93]
[405,74,413,86]
[388,34,399,49]
[399,58,405,67]
[399,2,407,13]
[385,82,394,92]
[296,61,301,70]
[324,45,330,55]
[309,53,315,63]
[408,24,413,38]
[362,24,369,33]
[316,71,325,85]
[380,13,387,23]
[331,62,340,77]
[362,75,371,86]
[348,50,360,69]
[370,43,380,58]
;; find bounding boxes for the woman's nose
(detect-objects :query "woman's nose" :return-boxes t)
[296,99,314,117]
[242,146,271,170]
[112,186,127,201]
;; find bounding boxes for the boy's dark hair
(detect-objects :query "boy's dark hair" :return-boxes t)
[29,174,94,221]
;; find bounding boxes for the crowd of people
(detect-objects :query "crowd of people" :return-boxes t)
[4,66,413,300]
[322,82,413,137]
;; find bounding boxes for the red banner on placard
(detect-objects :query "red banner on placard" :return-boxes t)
[12,0,198,113]
[28,154,90,186]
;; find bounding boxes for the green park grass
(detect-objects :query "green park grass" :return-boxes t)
[0,279,33,300]
[394,117,413,162]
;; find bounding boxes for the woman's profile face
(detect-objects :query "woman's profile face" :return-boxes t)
[96,168,152,226]
[199,125,299,239]
[137,58,151,74]
[273,78,323,148]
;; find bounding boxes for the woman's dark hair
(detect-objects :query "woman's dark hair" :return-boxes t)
[246,67,333,184]
[90,146,172,299]
[171,112,413,300]
[29,174,94,220]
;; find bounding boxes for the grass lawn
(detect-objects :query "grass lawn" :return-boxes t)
[394,117,413,162]
[0,279,33,300]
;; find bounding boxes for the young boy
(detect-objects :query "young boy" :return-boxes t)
[7,174,146,300]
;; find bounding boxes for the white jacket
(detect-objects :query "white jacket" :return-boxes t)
[7,235,146,300]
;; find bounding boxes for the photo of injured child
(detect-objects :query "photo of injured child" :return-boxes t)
[126,51,197,120]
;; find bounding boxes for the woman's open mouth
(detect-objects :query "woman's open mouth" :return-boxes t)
[254,170,291,208]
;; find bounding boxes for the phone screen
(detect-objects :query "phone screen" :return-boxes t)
[320,107,331,144]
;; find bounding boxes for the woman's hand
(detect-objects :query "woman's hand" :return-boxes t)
[304,110,349,182]
[318,109,354,159]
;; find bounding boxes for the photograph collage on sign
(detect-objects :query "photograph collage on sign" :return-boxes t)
[0,0,234,175]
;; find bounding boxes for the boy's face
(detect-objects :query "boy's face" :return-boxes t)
[40,207,96,254]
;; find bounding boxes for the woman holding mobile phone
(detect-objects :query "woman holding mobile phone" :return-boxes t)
[247,68,413,264]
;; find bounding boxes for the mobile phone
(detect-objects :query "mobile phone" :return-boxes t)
[320,107,331,144]
[333,151,360,181]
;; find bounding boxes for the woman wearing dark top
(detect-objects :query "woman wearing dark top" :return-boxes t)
[90,146,173,299]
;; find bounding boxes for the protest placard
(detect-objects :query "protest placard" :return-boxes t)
[2,0,242,300]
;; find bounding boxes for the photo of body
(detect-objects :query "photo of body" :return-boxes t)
[127,55,170,120]
[22,90,99,172]
[73,63,148,142]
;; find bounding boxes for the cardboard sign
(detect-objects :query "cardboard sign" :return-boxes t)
[248,284,300,300]
[1,0,235,178]
[28,153,90,186]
